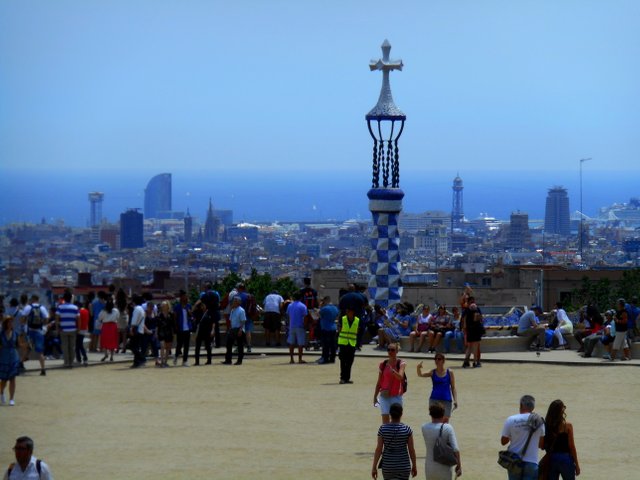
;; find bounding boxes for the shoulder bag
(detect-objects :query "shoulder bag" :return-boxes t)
[433,423,458,466]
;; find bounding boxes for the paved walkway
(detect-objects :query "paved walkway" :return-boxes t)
[25,342,640,373]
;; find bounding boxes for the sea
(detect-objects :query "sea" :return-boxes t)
[0,169,636,227]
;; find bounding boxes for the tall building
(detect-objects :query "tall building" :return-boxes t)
[451,174,464,231]
[120,209,144,249]
[507,211,530,250]
[88,192,104,242]
[144,173,172,219]
[203,198,220,243]
[544,186,570,235]
[184,208,193,244]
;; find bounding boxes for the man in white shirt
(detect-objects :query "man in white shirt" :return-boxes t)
[500,394,545,480]
[129,295,147,368]
[263,291,284,347]
[4,436,53,480]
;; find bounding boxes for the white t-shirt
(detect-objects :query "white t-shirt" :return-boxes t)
[130,306,146,334]
[501,413,545,464]
[264,294,283,313]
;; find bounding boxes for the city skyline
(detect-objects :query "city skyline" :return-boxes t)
[1,1,639,225]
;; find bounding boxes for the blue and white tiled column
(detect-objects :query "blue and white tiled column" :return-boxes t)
[368,188,404,308]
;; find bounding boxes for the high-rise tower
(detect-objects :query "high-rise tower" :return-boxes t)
[544,186,570,235]
[365,40,406,308]
[88,192,104,242]
[120,209,144,249]
[451,175,463,231]
[203,198,220,243]
[507,211,530,250]
[184,208,193,244]
[144,173,172,219]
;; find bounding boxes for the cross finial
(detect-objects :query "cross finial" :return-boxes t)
[366,39,405,120]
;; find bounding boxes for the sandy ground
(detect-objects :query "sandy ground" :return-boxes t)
[1,352,638,479]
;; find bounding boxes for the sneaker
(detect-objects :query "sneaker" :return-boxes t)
[622,356,631,361]
[9,400,15,406]
[462,361,470,368]
[473,362,482,368]
[602,353,612,360]
[182,361,190,367]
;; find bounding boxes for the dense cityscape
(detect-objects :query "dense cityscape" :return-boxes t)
[2,171,639,311]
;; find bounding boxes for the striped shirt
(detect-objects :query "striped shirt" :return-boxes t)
[377,422,413,472]
[56,303,79,332]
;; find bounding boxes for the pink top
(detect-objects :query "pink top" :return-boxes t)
[379,359,406,397]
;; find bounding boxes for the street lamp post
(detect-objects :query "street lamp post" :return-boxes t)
[579,157,592,261]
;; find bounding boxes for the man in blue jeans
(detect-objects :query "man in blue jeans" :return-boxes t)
[500,394,545,480]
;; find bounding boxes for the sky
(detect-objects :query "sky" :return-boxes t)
[1,1,639,225]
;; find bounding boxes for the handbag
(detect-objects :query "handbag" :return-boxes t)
[498,413,542,475]
[433,424,458,466]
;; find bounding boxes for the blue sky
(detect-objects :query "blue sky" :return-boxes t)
[1,1,639,224]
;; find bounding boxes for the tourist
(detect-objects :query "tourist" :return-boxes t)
[372,403,417,480]
[408,305,431,353]
[610,298,631,361]
[193,300,213,366]
[416,354,457,422]
[115,288,129,354]
[421,403,461,479]
[5,436,53,479]
[551,303,573,349]
[517,306,547,350]
[98,299,119,362]
[443,306,464,354]
[575,304,602,352]
[317,296,338,364]
[1,317,20,406]
[373,342,406,423]
[223,295,246,365]
[461,297,483,368]
[172,290,193,367]
[426,305,451,353]
[263,290,284,347]
[196,282,222,348]
[74,301,89,366]
[541,399,580,480]
[129,294,147,368]
[56,290,79,369]
[89,291,107,352]
[22,295,50,376]
[156,301,175,368]
[286,291,308,364]
[500,394,545,480]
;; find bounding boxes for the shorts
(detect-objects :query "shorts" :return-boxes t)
[377,393,403,415]
[263,312,281,332]
[612,331,629,350]
[429,398,453,417]
[244,319,254,333]
[28,329,45,353]
[288,327,306,346]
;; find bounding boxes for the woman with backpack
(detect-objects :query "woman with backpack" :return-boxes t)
[417,354,458,422]
[373,342,407,424]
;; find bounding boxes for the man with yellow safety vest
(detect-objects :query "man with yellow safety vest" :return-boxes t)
[337,307,359,384]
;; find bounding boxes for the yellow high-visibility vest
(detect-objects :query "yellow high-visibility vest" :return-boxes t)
[337,315,360,346]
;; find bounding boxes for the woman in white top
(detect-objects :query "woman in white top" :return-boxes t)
[421,403,461,480]
[409,306,431,353]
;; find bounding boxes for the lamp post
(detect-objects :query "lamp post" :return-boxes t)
[579,157,592,261]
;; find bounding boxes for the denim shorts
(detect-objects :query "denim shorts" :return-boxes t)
[288,327,306,346]
[28,329,45,353]
[377,393,403,415]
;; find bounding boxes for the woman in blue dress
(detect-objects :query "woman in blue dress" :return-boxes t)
[1,317,21,406]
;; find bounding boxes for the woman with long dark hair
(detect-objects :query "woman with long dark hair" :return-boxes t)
[542,399,580,479]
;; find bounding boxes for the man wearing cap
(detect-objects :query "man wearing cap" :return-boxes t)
[517,306,547,351]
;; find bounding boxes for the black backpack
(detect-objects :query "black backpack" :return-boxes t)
[202,290,220,312]
[28,304,44,329]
